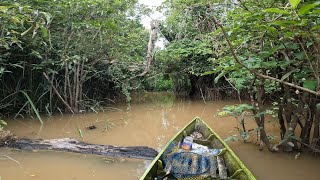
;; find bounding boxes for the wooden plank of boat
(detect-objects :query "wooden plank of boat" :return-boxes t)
[140,117,256,180]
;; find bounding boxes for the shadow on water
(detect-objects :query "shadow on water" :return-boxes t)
[1,92,320,180]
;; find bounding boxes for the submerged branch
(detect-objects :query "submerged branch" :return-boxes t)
[0,154,22,168]
[297,139,320,153]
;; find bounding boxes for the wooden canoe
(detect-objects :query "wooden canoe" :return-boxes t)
[140,117,256,180]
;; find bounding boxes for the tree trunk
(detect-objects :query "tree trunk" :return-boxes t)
[249,83,275,152]
[278,103,286,139]
[283,85,292,125]
[139,20,158,76]
[312,107,320,147]
[300,96,315,145]
[2,135,158,160]
[276,92,308,151]
[189,75,198,97]
[74,61,81,113]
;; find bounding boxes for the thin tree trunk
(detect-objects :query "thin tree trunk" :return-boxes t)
[276,92,308,150]
[66,63,73,109]
[249,84,275,152]
[278,104,286,139]
[79,60,84,111]
[72,65,77,112]
[49,73,54,114]
[139,20,158,77]
[43,72,74,113]
[74,62,80,113]
[64,63,68,107]
[284,85,292,125]
[301,96,315,145]
[312,108,320,146]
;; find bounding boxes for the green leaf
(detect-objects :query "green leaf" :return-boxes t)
[39,12,52,25]
[21,26,33,36]
[306,42,313,48]
[0,6,9,13]
[202,70,216,76]
[224,135,239,142]
[272,20,298,26]
[77,128,84,141]
[294,52,304,60]
[40,26,48,38]
[289,0,301,9]
[303,80,317,91]
[289,135,302,141]
[31,50,43,59]
[262,61,278,68]
[281,69,298,81]
[263,8,290,14]
[0,120,7,126]
[218,111,229,117]
[20,91,43,124]
[214,71,227,84]
[298,3,320,15]
[311,24,320,30]
[316,103,320,110]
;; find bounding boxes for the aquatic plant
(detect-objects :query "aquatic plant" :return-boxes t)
[0,120,7,131]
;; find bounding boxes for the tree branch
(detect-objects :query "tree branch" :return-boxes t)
[43,72,74,113]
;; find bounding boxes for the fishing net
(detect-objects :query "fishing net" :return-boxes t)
[162,142,218,180]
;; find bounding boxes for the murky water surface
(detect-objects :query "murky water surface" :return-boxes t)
[1,93,319,180]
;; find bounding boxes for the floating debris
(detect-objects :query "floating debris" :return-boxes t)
[86,124,97,130]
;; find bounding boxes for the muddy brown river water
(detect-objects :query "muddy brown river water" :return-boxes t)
[0,93,319,180]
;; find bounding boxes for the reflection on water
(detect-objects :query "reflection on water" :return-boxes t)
[0,92,320,180]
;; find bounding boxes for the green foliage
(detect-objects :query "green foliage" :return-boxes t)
[218,104,254,117]
[144,74,174,92]
[152,78,174,92]
[303,80,317,91]
[224,135,239,142]
[155,0,320,150]
[20,91,43,124]
[298,2,320,15]
[218,104,256,142]
[0,0,149,115]
[289,0,301,9]
[0,120,7,130]
[154,0,234,96]
[206,0,320,96]
[77,127,84,141]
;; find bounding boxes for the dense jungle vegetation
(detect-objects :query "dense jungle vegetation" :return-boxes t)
[1,0,320,153]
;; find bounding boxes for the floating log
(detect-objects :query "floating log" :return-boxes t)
[0,131,158,160]
[217,156,228,179]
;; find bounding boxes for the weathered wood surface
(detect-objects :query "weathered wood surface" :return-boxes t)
[0,131,158,160]
[217,156,228,179]
[209,156,218,178]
